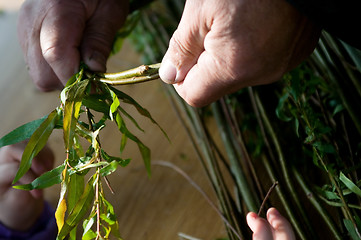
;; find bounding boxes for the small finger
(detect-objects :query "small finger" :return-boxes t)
[267,208,296,240]
[246,212,274,240]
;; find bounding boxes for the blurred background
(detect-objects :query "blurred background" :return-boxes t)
[0,1,227,239]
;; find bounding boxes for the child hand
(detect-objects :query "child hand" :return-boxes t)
[246,208,295,240]
[0,143,54,231]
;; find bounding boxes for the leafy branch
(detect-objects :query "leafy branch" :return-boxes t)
[0,63,166,239]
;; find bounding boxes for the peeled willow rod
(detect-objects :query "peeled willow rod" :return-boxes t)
[96,63,161,85]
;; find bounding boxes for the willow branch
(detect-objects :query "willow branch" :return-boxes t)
[96,63,161,85]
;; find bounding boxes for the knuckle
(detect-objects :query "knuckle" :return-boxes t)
[42,45,63,66]
[169,33,199,63]
[33,77,57,92]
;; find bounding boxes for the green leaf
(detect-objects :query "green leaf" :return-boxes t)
[118,105,144,132]
[99,161,120,177]
[57,175,95,239]
[82,216,97,240]
[109,88,121,121]
[313,142,335,154]
[68,173,85,213]
[55,167,69,233]
[101,150,131,167]
[67,173,85,239]
[63,79,89,150]
[13,109,60,184]
[100,194,122,239]
[343,219,361,240]
[74,161,109,173]
[110,86,169,141]
[82,94,110,116]
[120,133,127,153]
[275,93,293,122]
[13,164,65,190]
[115,114,151,176]
[0,115,47,148]
[340,172,361,197]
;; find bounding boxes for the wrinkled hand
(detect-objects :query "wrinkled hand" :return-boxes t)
[159,0,321,107]
[0,143,54,231]
[18,0,128,91]
[246,208,295,240]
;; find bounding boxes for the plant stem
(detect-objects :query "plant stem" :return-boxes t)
[258,181,278,216]
[261,154,308,240]
[293,168,343,240]
[153,160,242,240]
[254,91,317,239]
[212,101,259,212]
[95,169,101,240]
[96,63,160,85]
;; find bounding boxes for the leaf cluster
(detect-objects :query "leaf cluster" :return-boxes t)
[0,64,164,239]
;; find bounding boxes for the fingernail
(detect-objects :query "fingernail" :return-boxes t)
[248,212,258,219]
[159,60,177,84]
[87,51,107,72]
[268,208,281,218]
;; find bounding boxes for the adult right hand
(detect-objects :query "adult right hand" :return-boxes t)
[17,0,129,91]
[159,0,321,107]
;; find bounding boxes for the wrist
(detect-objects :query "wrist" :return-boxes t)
[0,202,57,240]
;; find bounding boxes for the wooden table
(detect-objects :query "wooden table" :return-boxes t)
[0,2,227,239]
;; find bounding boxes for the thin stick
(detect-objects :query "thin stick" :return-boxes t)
[178,232,202,240]
[258,181,278,216]
[153,160,242,240]
[95,170,101,240]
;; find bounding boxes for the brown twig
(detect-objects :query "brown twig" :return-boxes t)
[257,181,278,216]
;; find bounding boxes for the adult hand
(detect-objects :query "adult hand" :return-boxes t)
[0,143,54,231]
[246,208,296,240]
[159,0,321,107]
[18,0,128,91]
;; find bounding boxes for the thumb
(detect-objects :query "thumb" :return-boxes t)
[159,1,207,84]
[81,0,128,72]
[246,212,274,240]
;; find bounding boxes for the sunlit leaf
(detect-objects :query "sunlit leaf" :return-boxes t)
[63,79,89,150]
[0,115,47,148]
[83,216,97,240]
[13,109,60,184]
[13,164,65,190]
[101,150,131,167]
[58,175,95,239]
[109,88,120,121]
